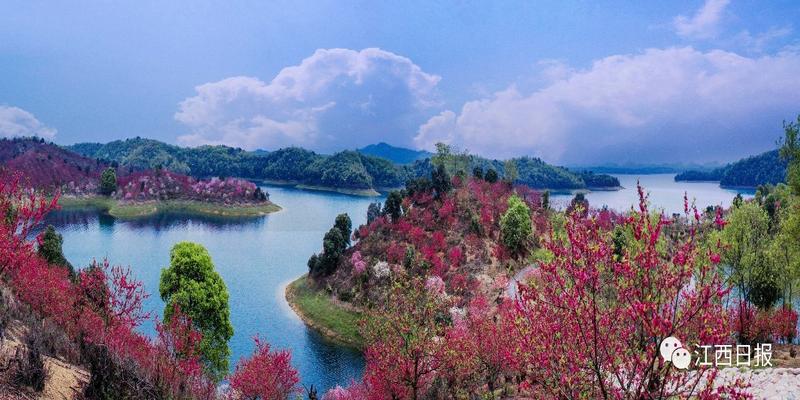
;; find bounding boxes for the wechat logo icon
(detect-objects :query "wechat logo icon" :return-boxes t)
[660,336,691,370]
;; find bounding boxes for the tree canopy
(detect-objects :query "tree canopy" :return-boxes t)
[159,242,233,380]
[37,225,74,275]
[500,194,533,258]
[99,167,117,196]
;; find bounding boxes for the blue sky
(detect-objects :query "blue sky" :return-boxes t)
[1,0,799,164]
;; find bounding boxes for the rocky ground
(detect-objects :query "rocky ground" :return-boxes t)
[716,368,800,399]
[712,344,800,399]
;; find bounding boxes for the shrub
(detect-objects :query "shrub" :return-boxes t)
[383,191,404,222]
[13,327,49,392]
[774,306,799,344]
[37,225,74,275]
[226,336,300,400]
[499,194,532,258]
[484,169,498,183]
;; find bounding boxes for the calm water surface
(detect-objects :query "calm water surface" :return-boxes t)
[45,175,754,392]
[551,174,754,214]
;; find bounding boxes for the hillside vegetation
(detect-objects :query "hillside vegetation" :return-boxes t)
[675,149,787,187]
[1,138,277,218]
[0,137,105,195]
[68,138,621,192]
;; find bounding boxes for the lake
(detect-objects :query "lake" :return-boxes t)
[46,175,753,393]
[551,174,754,214]
[48,185,383,394]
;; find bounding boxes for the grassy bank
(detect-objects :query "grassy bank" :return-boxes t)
[285,275,364,348]
[57,196,281,219]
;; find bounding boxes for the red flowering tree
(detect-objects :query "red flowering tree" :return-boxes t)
[359,277,450,400]
[226,336,300,400]
[0,174,294,399]
[506,185,734,398]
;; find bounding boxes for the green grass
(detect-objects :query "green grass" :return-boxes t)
[57,196,115,211]
[57,196,281,219]
[286,276,364,348]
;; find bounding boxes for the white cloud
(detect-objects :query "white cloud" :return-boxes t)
[674,0,730,39]
[175,48,441,151]
[735,27,793,53]
[0,106,56,139]
[414,47,800,164]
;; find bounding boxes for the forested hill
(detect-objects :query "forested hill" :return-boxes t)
[357,142,431,164]
[67,137,620,192]
[67,138,409,190]
[674,149,787,188]
[410,155,620,190]
[0,137,106,194]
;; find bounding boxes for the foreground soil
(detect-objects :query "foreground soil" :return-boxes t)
[0,322,88,400]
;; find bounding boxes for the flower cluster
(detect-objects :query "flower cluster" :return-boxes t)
[116,170,268,204]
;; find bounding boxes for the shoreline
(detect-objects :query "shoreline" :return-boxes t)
[57,196,281,219]
[257,179,382,197]
[284,275,363,349]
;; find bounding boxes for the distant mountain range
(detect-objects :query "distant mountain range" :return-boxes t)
[357,142,431,164]
[674,149,787,188]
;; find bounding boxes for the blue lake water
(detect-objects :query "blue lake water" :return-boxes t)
[44,175,755,393]
[551,174,754,214]
[47,185,383,394]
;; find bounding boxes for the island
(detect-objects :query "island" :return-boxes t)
[0,137,280,219]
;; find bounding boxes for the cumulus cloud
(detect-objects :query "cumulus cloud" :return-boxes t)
[175,48,441,151]
[0,106,56,139]
[674,0,730,39]
[413,47,800,164]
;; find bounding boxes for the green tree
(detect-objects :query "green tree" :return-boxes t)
[769,194,800,305]
[335,213,352,246]
[718,202,779,310]
[780,115,800,194]
[99,167,117,196]
[484,169,498,183]
[732,193,744,208]
[367,202,382,225]
[503,159,519,184]
[472,166,484,180]
[159,242,233,380]
[431,142,450,166]
[383,191,404,222]
[500,194,533,258]
[37,225,74,276]
[541,190,550,210]
[308,226,347,277]
[431,164,452,197]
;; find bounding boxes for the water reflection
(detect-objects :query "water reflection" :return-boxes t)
[46,207,268,232]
